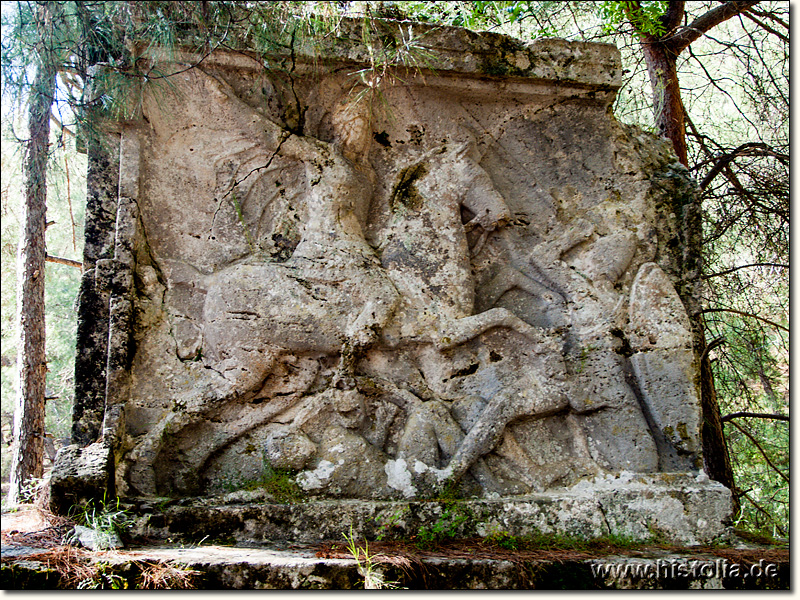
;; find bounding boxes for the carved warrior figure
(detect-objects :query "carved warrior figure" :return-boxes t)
[482,221,660,473]
[128,69,559,496]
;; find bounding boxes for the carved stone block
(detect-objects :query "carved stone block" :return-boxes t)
[58,19,730,542]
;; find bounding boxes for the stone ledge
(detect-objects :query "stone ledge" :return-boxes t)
[1,543,788,589]
[142,17,621,89]
[125,473,732,547]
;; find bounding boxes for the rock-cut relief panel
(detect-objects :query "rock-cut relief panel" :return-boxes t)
[121,65,702,500]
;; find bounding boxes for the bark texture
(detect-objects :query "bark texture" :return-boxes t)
[8,3,58,505]
[641,41,686,166]
[698,332,736,493]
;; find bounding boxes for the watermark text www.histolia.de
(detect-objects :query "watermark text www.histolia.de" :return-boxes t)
[591,558,780,581]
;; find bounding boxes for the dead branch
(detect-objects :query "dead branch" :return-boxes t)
[698,143,787,190]
[46,254,83,269]
[700,335,725,361]
[702,263,788,280]
[701,308,788,333]
[721,412,789,423]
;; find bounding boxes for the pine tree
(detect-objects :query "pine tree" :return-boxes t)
[8,0,60,506]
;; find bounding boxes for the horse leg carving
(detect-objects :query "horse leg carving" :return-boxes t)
[167,357,322,491]
[367,375,501,493]
[425,401,502,493]
[435,307,549,351]
[440,386,569,487]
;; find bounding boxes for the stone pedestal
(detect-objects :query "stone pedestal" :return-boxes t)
[125,473,731,547]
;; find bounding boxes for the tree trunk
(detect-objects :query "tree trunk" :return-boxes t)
[698,331,737,495]
[8,3,58,506]
[641,40,687,166]
[676,128,737,503]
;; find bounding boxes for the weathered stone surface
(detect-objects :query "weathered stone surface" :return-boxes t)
[71,524,124,551]
[2,541,788,590]
[70,131,119,447]
[123,473,730,546]
[55,17,727,543]
[628,263,701,459]
[49,443,114,514]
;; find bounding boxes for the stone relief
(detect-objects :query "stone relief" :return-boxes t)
[85,40,705,502]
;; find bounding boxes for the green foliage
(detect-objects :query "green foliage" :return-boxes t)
[240,463,304,503]
[704,214,788,539]
[343,525,404,589]
[598,1,667,36]
[68,495,135,550]
[399,0,667,38]
[399,1,588,37]
[433,477,464,502]
[43,140,85,444]
[486,528,520,550]
[1,128,23,479]
[415,504,473,548]
[726,413,788,538]
[77,563,129,590]
[373,506,409,541]
[9,476,48,506]
[397,1,496,29]
[1,114,86,479]
[486,529,647,552]
[1,2,70,111]
[336,13,437,123]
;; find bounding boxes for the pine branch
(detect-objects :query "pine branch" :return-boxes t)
[49,113,76,138]
[721,412,789,423]
[738,490,787,537]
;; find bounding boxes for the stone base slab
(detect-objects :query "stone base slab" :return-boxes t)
[1,543,787,590]
[126,473,732,546]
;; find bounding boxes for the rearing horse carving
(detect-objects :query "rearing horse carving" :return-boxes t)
[127,70,546,496]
